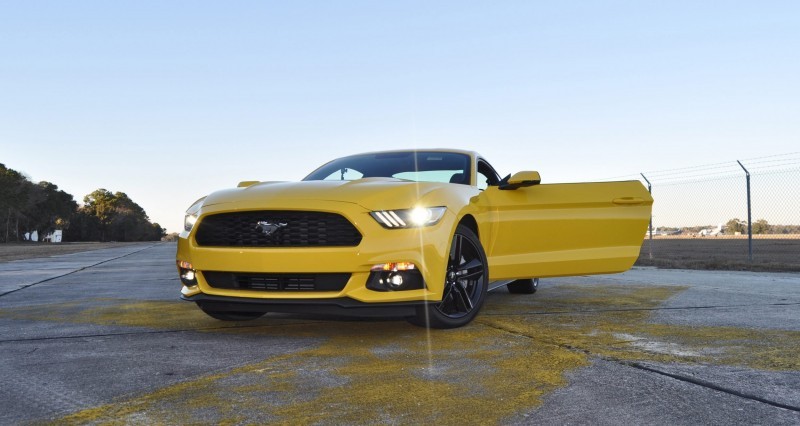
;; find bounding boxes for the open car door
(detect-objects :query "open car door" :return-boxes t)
[477,174,652,281]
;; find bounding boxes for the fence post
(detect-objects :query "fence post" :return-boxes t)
[736,160,753,262]
[641,173,653,259]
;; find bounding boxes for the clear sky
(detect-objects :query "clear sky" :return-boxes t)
[2,1,799,233]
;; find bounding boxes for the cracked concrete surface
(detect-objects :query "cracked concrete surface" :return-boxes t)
[0,244,798,424]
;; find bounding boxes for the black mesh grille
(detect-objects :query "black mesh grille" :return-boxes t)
[203,271,350,292]
[194,211,362,247]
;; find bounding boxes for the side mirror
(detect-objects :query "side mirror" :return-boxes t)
[237,181,260,188]
[499,171,541,190]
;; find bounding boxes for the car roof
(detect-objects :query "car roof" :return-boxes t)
[341,148,480,160]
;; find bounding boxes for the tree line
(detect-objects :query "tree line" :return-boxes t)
[1,163,164,243]
[661,219,800,235]
[723,218,800,235]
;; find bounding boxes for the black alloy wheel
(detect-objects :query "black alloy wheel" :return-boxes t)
[408,224,488,328]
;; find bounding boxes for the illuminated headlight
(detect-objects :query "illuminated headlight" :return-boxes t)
[183,197,205,232]
[370,207,446,229]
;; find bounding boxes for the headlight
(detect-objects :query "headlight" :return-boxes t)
[370,206,446,229]
[183,197,205,232]
[184,214,198,232]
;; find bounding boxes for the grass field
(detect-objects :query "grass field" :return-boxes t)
[636,237,800,272]
[0,242,142,263]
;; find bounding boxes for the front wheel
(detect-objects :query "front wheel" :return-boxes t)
[408,225,488,329]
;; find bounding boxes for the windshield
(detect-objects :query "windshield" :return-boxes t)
[303,151,472,185]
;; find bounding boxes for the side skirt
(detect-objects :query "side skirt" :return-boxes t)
[487,280,514,292]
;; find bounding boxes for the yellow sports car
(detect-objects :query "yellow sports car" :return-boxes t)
[177,149,652,328]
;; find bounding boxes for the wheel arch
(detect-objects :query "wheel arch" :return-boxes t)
[457,214,479,239]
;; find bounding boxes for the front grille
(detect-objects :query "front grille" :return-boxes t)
[195,211,362,247]
[203,271,350,292]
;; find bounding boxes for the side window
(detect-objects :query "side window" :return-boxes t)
[477,170,490,190]
[477,160,500,190]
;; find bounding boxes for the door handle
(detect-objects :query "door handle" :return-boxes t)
[613,197,644,205]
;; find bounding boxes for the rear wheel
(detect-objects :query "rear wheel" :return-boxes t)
[197,303,265,321]
[507,278,539,294]
[408,225,488,329]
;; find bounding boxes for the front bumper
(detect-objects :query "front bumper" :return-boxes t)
[177,200,455,305]
[183,293,423,317]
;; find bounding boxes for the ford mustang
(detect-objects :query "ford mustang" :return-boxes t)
[176,149,652,328]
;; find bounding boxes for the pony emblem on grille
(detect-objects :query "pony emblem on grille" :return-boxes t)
[255,221,287,237]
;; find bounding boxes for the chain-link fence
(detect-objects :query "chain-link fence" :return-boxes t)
[604,153,800,272]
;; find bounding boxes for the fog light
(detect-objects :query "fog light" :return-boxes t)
[387,273,404,289]
[177,260,198,286]
[366,264,425,292]
[179,270,197,286]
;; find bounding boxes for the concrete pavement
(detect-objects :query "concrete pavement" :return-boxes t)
[1,244,798,424]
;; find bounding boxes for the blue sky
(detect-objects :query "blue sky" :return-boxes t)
[2,1,799,232]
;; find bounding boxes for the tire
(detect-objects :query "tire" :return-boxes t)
[507,278,539,294]
[197,303,265,321]
[408,224,488,329]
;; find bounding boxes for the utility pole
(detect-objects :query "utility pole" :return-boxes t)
[736,160,753,262]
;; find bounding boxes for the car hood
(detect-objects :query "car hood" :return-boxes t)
[201,178,457,211]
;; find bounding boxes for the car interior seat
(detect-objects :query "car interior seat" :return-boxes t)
[449,173,467,185]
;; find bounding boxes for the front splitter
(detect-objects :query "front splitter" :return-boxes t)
[182,293,424,318]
